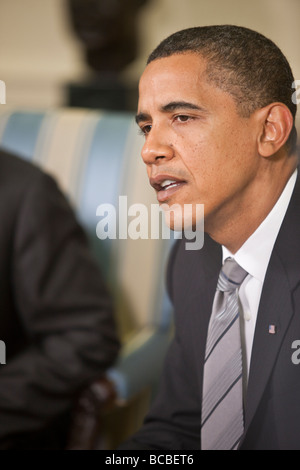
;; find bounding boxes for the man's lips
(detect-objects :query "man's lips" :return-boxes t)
[149,175,187,202]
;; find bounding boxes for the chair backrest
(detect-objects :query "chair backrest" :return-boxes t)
[0,107,173,338]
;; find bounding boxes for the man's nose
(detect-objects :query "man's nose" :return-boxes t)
[141,127,174,165]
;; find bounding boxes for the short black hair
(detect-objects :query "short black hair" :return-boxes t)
[147,25,297,154]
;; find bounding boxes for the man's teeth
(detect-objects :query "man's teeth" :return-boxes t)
[161,179,178,189]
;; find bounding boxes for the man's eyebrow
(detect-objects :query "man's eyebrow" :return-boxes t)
[135,112,150,125]
[135,101,206,124]
[160,101,205,113]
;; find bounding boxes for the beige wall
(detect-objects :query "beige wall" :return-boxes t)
[0,0,299,130]
[0,0,86,107]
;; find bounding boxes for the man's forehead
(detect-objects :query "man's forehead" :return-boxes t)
[140,52,207,83]
[137,53,220,118]
[137,54,243,122]
[138,53,208,104]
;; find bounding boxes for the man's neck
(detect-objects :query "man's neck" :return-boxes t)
[206,156,298,253]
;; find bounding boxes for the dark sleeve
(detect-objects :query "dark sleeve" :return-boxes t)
[118,338,201,450]
[0,171,120,444]
[118,240,201,451]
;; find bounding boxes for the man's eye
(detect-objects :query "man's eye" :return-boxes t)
[139,125,152,136]
[176,115,190,122]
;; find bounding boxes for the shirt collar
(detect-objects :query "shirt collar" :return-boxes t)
[222,169,297,283]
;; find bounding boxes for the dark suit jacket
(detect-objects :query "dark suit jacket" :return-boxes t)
[0,149,119,449]
[121,172,300,450]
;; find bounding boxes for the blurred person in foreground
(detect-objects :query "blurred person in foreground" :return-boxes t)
[119,25,300,450]
[0,149,119,449]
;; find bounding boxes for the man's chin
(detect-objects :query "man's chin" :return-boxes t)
[161,203,204,232]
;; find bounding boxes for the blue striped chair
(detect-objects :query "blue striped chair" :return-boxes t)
[0,107,174,448]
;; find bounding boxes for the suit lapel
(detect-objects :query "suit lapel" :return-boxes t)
[242,252,294,438]
[183,235,222,383]
[241,171,300,444]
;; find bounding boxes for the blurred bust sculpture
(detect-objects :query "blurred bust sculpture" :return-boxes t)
[67,0,148,74]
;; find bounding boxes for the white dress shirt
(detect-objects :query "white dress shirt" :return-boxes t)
[222,169,297,382]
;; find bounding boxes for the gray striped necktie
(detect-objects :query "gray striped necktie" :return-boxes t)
[201,258,248,450]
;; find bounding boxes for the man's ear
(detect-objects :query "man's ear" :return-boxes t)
[256,103,294,157]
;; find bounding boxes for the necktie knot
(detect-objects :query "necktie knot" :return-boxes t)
[217,258,248,292]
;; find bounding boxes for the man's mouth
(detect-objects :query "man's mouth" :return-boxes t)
[150,176,186,203]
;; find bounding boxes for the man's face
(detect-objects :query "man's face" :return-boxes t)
[136,52,263,233]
